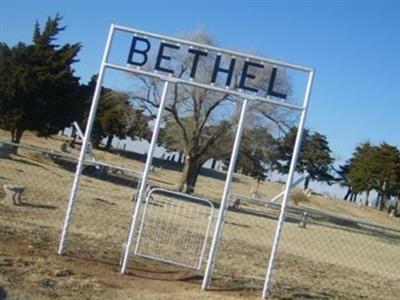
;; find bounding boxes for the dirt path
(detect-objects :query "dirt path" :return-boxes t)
[0,221,262,300]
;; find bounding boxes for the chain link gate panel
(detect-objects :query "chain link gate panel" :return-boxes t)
[134,188,214,270]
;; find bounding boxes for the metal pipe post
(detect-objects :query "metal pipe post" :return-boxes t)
[58,24,115,255]
[120,80,170,274]
[72,121,85,140]
[202,99,249,290]
[262,71,314,299]
[269,175,307,203]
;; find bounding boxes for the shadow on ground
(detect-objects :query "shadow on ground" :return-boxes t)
[0,286,7,300]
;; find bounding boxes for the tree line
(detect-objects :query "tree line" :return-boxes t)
[0,15,398,211]
[337,142,400,210]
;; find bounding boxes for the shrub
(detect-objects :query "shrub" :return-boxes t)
[291,190,310,205]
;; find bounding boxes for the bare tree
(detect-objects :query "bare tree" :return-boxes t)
[130,30,293,193]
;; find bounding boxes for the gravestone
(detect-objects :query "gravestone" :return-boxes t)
[60,142,69,153]
[388,198,398,218]
[298,211,309,228]
[0,143,13,159]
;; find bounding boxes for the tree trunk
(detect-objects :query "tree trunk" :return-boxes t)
[70,127,77,148]
[379,194,385,211]
[10,127,24,154]
[365,190,370,207]
[375,195,380,209]
[105,135,113,150]
[177,155,203,194]
[211,159,217,170]
[344,187,352,201]
[255,178,261,196]
[185,164,201,193]
[350,192,358,203]
[91,134,102,149]
[178,151,183,163]
[304,176,310,190]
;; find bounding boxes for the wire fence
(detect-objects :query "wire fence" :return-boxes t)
[211,193,400,299]
[1,140,400,299]
[0,140,141,266]
[134,188,214,270]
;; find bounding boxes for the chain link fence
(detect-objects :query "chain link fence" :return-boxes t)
[0,140,73,241]
[210,190,400,299]
[1,138,400,299]
[0,139,141,266]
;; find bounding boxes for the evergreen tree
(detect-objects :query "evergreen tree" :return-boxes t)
[374,143,400,210]
[336,162,353,201]
[0,15,82,152]
[278,127,335,190]
[346,142,400,210]
[92,89,149,150]
[347,142,378,205]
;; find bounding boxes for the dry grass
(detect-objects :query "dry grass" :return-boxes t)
[290,190,310,205]
[1,130,400,299]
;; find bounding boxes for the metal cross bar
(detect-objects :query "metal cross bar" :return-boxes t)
[104,62,305,111]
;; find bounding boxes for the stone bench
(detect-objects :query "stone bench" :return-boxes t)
[3,184,25,205]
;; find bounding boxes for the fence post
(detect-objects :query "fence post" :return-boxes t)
[202,99,248,290]
[262,70,314,299]
[120,80,170,274]
[58,24,115,255]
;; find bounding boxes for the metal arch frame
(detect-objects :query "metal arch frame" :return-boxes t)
[57,23,314,300]
[115,24,312,73]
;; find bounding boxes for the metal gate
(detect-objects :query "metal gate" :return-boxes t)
[134,188,214,269]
